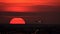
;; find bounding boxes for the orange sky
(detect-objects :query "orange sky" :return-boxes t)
[1,0,59,12]
[2,0,59,5]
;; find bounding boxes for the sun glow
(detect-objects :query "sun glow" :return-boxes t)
[10,18,25,24]
[2,0,58,5]
[1,0,59,12]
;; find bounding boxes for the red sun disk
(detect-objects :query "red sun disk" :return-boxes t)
[10,18,25,24]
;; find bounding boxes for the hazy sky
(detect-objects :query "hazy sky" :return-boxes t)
[1,0,59,12]
[1,0,59,5]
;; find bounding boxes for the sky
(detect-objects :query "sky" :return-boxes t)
[1,0,59,5]
[0,0,59,12]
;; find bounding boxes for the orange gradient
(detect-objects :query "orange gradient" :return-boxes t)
[1,0,59,12]
[2,0,59,5]
[10,18,25,24]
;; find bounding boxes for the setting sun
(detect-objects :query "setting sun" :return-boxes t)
[10,18,25,24]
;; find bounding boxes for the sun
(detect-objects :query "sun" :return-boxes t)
[10,18,25,24]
